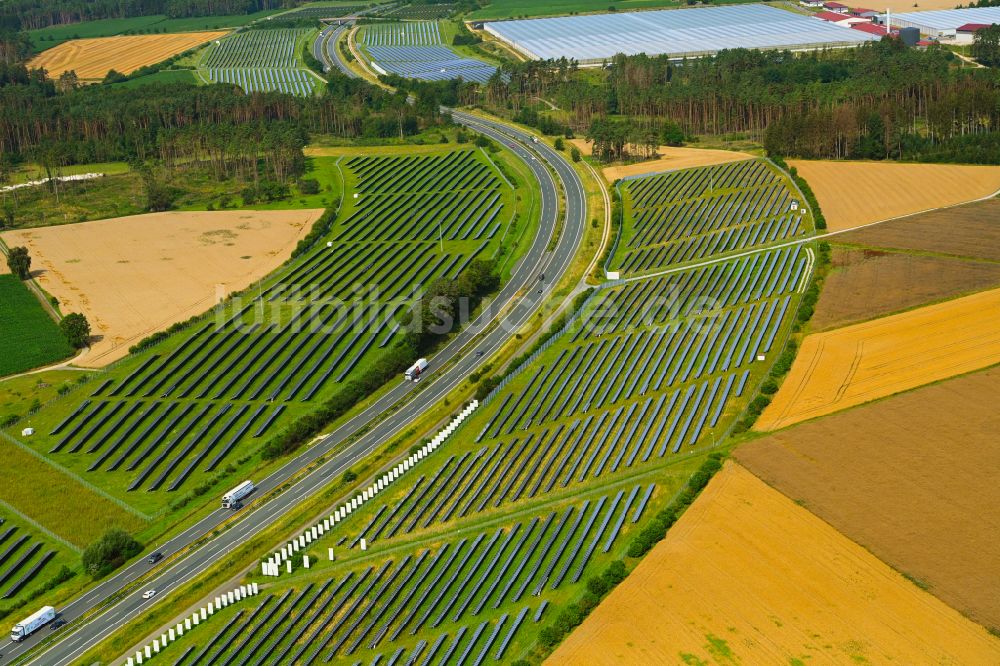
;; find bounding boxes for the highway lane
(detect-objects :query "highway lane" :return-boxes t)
[3,102,587,666]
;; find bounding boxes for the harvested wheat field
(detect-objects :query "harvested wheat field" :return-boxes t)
[738,365,1000,629]
[569,139,752,182]
[758,287,1000,431]
[838,197,1000,263]
[548,461,1000,666]
[812,247,1000,330]
[789,160,1000,232]
[29,32,228,80]
[1,209,322,367]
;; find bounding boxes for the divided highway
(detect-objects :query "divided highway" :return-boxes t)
[1,88,587,666]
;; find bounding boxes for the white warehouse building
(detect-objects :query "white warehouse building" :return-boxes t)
[887,6,1000,38]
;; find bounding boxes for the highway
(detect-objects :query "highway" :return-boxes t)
[1,69,587,666]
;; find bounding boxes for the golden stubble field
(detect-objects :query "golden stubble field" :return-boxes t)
[570,139,752,182]
[548,461,1000,665]
[1,209,323,367]
[738,365,1000,629]
[757,286,1000,431]
[29,31,229,80]
[789,160,1000,232]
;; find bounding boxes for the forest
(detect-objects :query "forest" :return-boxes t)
[0,0,296,31]
[479,40,1000,162]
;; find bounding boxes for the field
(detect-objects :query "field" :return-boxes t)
[0,371,91,425]
[358,21,498,83]
[0,146,529,547]
[549,461,1000,664]
[836,197,1000,263]
[611,158,813,274]
[789,159,1000,232]
[202,28,318,95]
[2,209,323,367]
[811,247,1000,330]
[29,32,229,80]
[0,275,74,377]
[570,139,752,181]
[129,158,813,663]
[757,287,1000,431]
[469,0,686,20]
[0,508,78,615]
[737,364,1000,629]
[27,10,280,52]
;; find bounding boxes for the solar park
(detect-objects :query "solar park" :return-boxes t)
[358,21,499,83]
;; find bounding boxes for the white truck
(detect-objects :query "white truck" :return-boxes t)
[404,358,429,381]
[11,606,56,641]
[222,480,255,509]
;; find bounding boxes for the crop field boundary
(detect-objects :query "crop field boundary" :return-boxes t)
[0,499,80,553]
[0,430,151,522]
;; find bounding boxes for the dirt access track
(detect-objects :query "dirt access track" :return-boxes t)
[570,139,752,182]
[738,364,1000,629]
[789,160,1000,232]
[549,461,1000,665]
[2,209,323,367]
[29,31,229,80]
[757,286,1000,431]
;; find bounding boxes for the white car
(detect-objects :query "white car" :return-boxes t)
[142,589,156,599]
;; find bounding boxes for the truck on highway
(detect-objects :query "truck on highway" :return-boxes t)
[222,480,255,509]
[11,606,56,641]
[404,358,429,381]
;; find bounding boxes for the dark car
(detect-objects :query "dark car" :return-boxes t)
[147,551,163,564]
[50,618,67,631]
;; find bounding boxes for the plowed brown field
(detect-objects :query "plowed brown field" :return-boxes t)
[1,209,322,367]
[789,160,1000,231]
[737,365,1000,628]
[29,32,228,80]
[757,287,1000,431]
[548,461,1000,665]
[569,139,752,182]
[838,197,1000,262]
[812,247,1000,330]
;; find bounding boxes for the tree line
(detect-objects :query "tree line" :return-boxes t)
[1,0,295,31]
[477,40,1000,163]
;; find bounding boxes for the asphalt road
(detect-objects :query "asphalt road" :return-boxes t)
[1,94,586,666]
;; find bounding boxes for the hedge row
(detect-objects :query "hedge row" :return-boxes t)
[771,155,827,230]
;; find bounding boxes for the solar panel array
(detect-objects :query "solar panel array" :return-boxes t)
[203,29,318,96]
[360,20,499,83]
[485,4,878,63]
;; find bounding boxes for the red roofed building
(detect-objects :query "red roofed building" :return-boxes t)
[823,1,850,13]
[851,22,889,36]
[850,8,880,19]
[954,23,993,43]
[814,11,870,26]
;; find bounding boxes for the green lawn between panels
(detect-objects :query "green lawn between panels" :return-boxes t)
[136,158,816,665]
[0,144,537,570]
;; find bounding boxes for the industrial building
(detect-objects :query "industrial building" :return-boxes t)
[484,5,878,65]
[888,7,1000,39]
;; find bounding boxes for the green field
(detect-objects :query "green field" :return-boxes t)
[0,144,536,559]
[0,370,91,426]
[27,10,282,52]
[3,155,340,229]
[469,0,685,20]
[113,69,199,88]
[0,508,79,621]
[136,158,815,664]
[0,275,73,377]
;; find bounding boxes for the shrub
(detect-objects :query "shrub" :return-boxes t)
[60,313,91,348]
[82,529,142,578]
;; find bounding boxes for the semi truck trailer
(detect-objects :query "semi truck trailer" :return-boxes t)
[11,606,56,641]
[222,480,255,509]
[404,358,428,381]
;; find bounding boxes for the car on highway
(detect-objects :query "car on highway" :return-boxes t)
[147,551,163,564]
[142,589,156,599]
[49,618,67,631]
